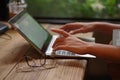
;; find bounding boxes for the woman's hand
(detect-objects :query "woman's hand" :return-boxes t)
[51,28,91,54]
[60,22,96,34]
[61,22,120,34]
[51,28,120,61]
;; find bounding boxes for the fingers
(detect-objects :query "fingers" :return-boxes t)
[69,26,93,34]
[51,28,71,51]
[69,27,86,34]
[60,23,72,30]
[60,23,80,32]
[51,28,70,37]
[60,22,88,34]
[53,45,80,54]
[52,38,66,51]
[69,29,82,34]
[52,37,65,48]
[53,45,69,51]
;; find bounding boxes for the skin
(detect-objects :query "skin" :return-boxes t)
[60,22,120,34]
[51,22,120,62]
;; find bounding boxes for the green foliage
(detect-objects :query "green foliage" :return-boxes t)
[101,0,117,18]
[25,0,120,19]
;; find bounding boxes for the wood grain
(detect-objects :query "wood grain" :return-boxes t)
[0,27,87,80]
[0,30,30,80]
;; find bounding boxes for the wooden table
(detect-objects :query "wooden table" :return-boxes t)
[0,25,87,80]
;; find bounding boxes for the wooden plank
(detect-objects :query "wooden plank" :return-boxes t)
[0,30,30,80]
[4,59,87,80]
[0,26,87,80]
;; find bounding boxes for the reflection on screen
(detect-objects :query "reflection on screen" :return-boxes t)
[16,13,50,49]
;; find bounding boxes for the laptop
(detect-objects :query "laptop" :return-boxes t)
[113,29,120,46]
[9,10,95,59]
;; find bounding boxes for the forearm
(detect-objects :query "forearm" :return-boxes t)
[92,22,120,34]
[88,43,120,61]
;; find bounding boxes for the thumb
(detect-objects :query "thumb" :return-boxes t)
[51,28,70,37]
[70,27,90,34]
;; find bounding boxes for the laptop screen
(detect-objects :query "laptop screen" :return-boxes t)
[10,12,52,52]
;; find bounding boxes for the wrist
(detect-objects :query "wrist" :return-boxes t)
[86,42,93,53]
[88,22,100,31]
[86,42,96,55]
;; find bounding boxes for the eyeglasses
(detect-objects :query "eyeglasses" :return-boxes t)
[16,53,57,72]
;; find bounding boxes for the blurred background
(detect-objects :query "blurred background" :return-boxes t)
[1,0,120,23]
[0,0,120,80]
[26,0,120,19]
[25,0,120,23]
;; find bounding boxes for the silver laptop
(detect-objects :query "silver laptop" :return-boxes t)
[9,10,95,59]
[113,29,120,46]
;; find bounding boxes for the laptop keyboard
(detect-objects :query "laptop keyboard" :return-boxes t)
[55,50,77,56]
[54,50,96,58]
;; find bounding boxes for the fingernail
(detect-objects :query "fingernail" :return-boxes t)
[69,31,73,34]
